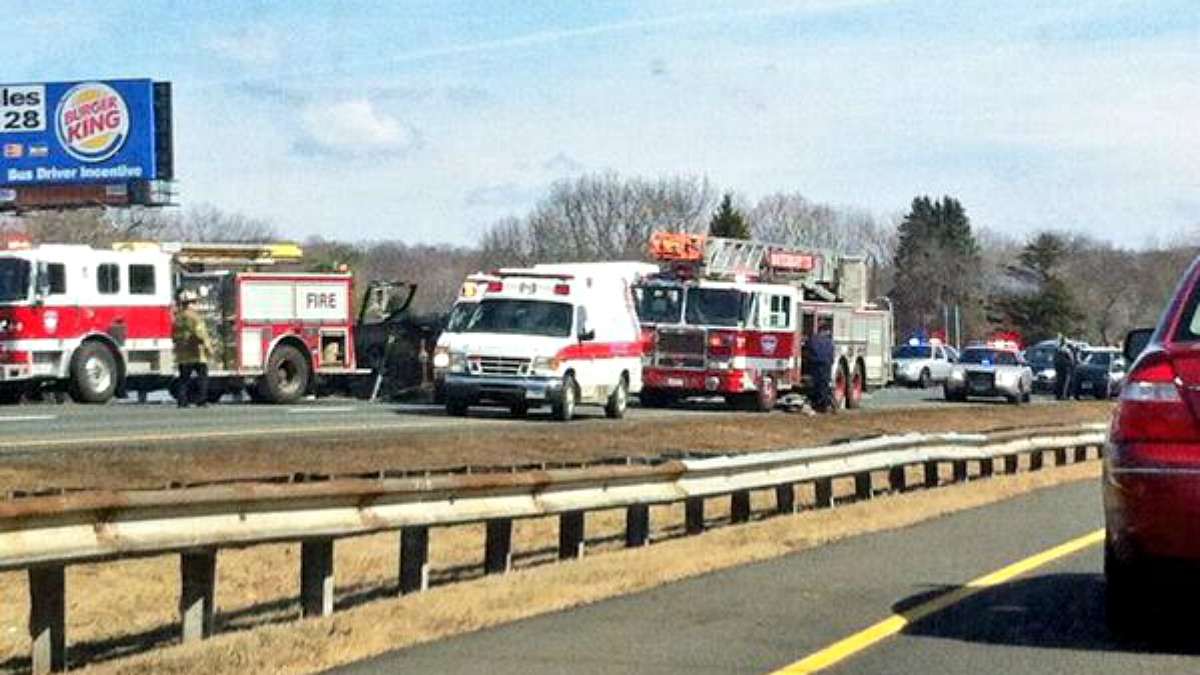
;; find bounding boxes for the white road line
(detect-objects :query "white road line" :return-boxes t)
[286,407,358,414]
[0,414,57,423]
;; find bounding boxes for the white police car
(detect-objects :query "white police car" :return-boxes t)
[943,342,1033,404]
[892,339,956,388]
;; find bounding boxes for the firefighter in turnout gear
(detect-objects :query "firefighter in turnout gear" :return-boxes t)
[173,291,213,407]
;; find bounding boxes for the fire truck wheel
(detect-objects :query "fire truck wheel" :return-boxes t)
[638,387,673,409]
[832,363,849,411]
[746,376,776,413]
[257,344,311,404]
[68,342,119,404]
[604,377,629,419]
[846,364,865,409]
[553,374,578,422]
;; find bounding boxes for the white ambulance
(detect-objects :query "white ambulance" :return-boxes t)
[441,262,654,421]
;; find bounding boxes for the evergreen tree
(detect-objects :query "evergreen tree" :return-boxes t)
[890,196,981,340]
[708,193,750,239]
[991,232,1083,342]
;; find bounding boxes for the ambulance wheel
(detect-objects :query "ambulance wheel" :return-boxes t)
[847,363,865,409]
[605,376,629,419]
[257,344,311,404]
[68,341,119,404]
[552,374,578,422]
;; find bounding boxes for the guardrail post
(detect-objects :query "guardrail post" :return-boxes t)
[179,549,216,644]
[1074,445,1088,463]
[888,466,907,492]
[1030,450,1044,471]
[1055,447,1068,466]
[854,472,872,500]
[29,565,65,675]
[980,458,994,478]
[558,511,586,560]
[1004,455,1019,474]
[685,497,705,535]
[952,460,968,483]
[625,505,650,547]
[485,519,513,574]
[731,491,751,523]
[775,484,797,514]
[814,478,834,508]
[301,539,335,618]
[399,526,430,594]
[923,461,939,488]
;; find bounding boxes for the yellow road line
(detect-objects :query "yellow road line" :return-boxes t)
[771,528,1104,674]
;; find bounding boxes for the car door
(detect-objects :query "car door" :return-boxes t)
[931,346,950,380]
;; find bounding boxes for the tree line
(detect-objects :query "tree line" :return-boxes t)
[1,172,1193,344]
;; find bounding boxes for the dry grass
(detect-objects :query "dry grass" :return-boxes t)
[0,402,1110,493]
[0,458,1099,675]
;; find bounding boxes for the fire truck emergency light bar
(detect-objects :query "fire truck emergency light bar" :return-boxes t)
[649,231,705,262]
[113,241,304,266]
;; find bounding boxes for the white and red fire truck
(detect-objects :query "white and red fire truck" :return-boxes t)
[633,232,893,411]
[0,239,369,404]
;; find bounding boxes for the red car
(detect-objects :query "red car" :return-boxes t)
[1105,258,1200,627]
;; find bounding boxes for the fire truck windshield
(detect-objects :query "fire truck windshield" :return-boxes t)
[684,288,745,327]
[463,299,574,338]
[633,285,682,324]
[0,259,31,303]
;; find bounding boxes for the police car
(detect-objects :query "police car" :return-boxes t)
[943,341,1033,404]
[892,339,956,388]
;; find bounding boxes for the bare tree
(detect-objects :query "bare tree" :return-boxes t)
[748,192,895,264]
[480,172,715,267]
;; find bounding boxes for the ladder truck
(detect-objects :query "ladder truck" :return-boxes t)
[0,238,412,404]
[632,232,894,411]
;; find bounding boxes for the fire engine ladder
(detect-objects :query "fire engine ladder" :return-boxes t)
[703,237,771,279]
[114,241,304,267]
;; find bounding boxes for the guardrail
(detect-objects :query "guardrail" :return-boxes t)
[0,423,1106,674]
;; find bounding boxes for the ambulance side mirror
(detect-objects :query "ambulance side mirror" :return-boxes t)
[576,306,594,342]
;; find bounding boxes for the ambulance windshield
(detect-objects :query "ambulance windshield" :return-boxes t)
[444,302,477,333]
[463,299,574,338]
[633,285,682,324]
[0,259,30,303]
[684,288,745,327]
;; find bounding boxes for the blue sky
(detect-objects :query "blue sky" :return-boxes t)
[4,0,1198,247]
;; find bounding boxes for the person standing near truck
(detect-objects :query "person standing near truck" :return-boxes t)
[173,291,213,408]
[809,318,836,413]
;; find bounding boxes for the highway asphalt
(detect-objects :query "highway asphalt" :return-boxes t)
[331,480,1200,675]
[0,386,1042,452]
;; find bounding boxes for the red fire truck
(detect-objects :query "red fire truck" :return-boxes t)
[0,239,374,404]
[633,232,893,411]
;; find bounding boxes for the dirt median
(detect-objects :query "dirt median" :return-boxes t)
[0,402,1110,493]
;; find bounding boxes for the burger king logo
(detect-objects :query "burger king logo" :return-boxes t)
[55,82,129,163]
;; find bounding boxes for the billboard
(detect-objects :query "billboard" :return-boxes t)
[0,79,162,187]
